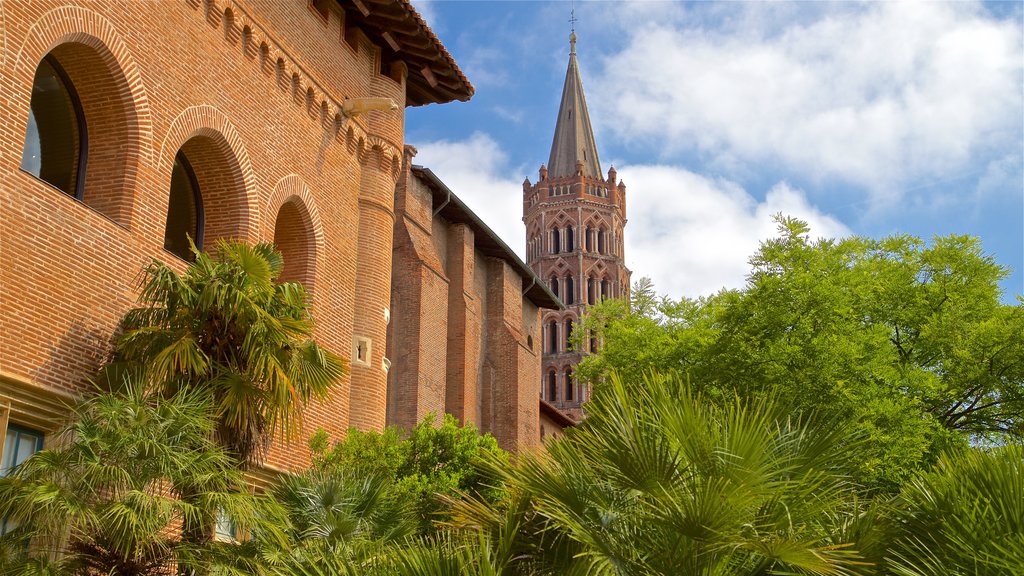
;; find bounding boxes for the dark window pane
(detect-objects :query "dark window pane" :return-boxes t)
[21,57,82,196]
[2,426,44,535]
[164,153,203,261]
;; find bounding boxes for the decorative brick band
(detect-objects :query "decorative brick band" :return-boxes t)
[185,0,402,170]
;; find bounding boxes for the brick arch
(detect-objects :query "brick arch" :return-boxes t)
[11,6,153,226]
[159,105,258,243]
[266,175,324,293]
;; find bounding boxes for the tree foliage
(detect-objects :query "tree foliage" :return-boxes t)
[407,372,874,575]
[309,413,509,534]
[0,376,273,576]
[579,216,1023,489]
[115,240,347,466]
[884,444,1024,575]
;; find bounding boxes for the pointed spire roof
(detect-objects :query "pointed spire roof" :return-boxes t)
[547,32,602,179]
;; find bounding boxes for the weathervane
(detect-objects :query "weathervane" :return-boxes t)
[569,2,577,53]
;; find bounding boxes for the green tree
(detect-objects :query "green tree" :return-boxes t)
[0,376,274,576]
[579,216,1023,489]
[116,240,347,467]
[310,414,510,535]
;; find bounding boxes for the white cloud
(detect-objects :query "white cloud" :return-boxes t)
[411,132,527,256]
[411,134,851,299]
[592,2,1023,206]
[619,164,850,298]
[409,0,439,32]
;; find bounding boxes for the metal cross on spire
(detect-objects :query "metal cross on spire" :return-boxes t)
[569,3,577,54]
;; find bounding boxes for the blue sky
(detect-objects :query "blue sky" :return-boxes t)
[405,1,1023,301]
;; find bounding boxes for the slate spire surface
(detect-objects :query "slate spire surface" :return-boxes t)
[547,32,602,179]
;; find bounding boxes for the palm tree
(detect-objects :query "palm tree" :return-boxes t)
[884,444,1024,575]
[441,372,876,576]
[256,467,417,575]
[0,374,276,575]
[116,239,346,466]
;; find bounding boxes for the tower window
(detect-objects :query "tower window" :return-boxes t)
[565,318,574,352]
[565,276,575,305]
[550,277,560,300]
[551,228,561,254]
[21,55,85,198]
[548,320,558,354]
[566,226,575,252]
[547,371,558,401]
[564,369,574,401]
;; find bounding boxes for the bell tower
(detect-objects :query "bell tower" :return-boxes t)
[523,31,630,419]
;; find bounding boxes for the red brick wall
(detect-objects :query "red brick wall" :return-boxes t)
[386,157,448,431]
[0,0,406,472]
[388,155,544,451]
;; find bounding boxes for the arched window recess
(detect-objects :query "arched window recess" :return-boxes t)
[163,152,204,261]
[21,54,87,199]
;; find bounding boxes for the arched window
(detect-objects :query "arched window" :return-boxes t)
[163,152,203,261]
[565,276,575,305]
[551,228,560,254]
[598,229,606,254]
[566,226,575,252]
[565,318,574,352]
[548,320,558,354]
[587,276,595,305]
[550,277,560,300]
[585,226,593,252]
[601,279,610,300]
[165,133,248,252]
[590,330,598,353]
[21,55,85,198]
[548,371,558,402]
[21,42,141,225]
[565,369,574,401]
[273,197,317,289]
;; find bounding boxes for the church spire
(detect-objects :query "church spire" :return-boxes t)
[547,31,602,179]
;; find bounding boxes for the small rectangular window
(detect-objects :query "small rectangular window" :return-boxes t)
[352,336,372,367]
[1,425,43,477]
[215,509,237,542]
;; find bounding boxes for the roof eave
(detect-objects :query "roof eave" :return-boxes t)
[337,0,474,106]
[540,399,578,428]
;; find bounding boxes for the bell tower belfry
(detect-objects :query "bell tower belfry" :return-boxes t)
[523,31,630,419]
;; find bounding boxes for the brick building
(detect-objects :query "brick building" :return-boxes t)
[523,32,631,420]
[387,152,562,451]
[0,0,476,475]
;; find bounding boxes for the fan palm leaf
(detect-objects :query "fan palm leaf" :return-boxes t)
[117,239,347,466]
